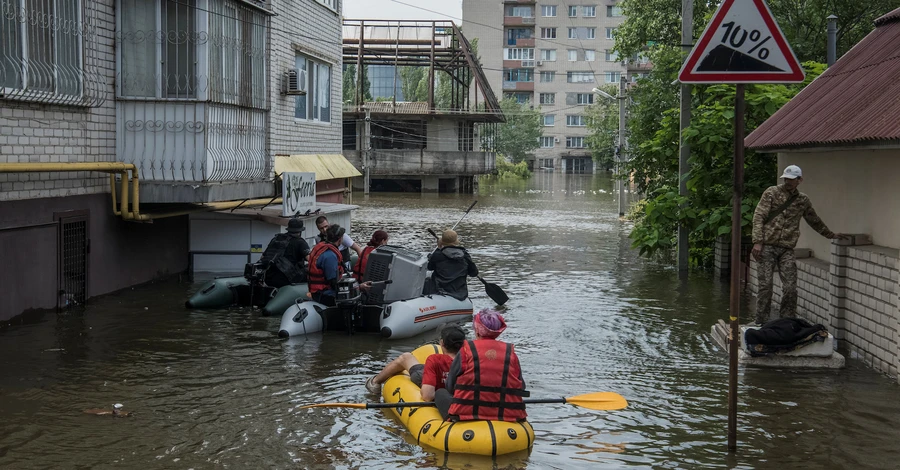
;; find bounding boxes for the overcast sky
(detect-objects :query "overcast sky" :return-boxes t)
[343,0,462,21]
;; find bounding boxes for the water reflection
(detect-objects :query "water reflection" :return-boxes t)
[1,173,899,469]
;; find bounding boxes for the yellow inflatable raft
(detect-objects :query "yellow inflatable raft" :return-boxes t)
[381,345,535,456]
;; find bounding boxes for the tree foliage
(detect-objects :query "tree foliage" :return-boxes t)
[341,64,372,105]
[481,98,543,163]
[584,84,619,172]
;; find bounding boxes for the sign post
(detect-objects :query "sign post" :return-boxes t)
[677,0,805,452]
[281,172,316,218]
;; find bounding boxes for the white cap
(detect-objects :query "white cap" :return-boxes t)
[780,165,802,179]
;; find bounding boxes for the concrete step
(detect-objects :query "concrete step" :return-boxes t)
[710,320,845,369]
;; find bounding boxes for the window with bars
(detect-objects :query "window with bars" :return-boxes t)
[1,0,83,97]
[58,213,89,309]
[539,93,555,105]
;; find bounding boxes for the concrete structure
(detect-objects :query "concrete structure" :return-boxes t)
[0,0,346,320]
[712,8,900,382]
[341,20,503,193]
[462,0,627,173]
[710,320,845,369]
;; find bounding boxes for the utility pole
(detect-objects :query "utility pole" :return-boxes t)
[363,107,371,194]
[618,75,626,217]
[677,0,693,275]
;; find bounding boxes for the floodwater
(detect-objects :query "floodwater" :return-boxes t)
[2,172,899,469]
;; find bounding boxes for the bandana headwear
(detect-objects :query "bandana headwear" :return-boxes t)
[473,308,506,339]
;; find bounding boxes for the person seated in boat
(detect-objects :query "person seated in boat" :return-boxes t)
[308,224,346,306]
[315,215,362,267]
[442,309,528,422]
[366,325,467,411]
[353,230,388,281]
[427,230,478,301]
[257,218,310,288]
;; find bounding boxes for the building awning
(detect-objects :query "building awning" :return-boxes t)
[274,154,362,180]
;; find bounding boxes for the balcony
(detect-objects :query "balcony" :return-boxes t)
[503,16,536,26]
[503,0,536,3]
[516,38,535,47]
[503,81,535,91]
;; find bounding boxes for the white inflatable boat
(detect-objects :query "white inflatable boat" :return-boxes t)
[277,245,473,339]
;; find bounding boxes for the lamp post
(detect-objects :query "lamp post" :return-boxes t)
[593,75,627,216]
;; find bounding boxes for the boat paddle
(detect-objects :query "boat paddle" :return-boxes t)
[426,229,509,306]
[299,391,627,411]
[451,200,478,231]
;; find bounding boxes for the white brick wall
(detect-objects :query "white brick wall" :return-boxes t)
[268,0,344,157]
[0,1,116,202]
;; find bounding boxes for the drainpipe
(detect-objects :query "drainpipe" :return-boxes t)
[827,15,838,67]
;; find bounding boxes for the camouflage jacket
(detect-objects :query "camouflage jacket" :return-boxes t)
[751,184,834,249]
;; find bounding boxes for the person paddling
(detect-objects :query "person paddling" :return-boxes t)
[427,230,478,301]
[441,309,528,422]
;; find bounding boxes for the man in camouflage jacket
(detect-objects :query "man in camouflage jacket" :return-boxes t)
[751,165,847,324]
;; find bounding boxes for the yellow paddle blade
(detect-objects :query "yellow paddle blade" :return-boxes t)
[299,403,368,410]
[564,392,628,411]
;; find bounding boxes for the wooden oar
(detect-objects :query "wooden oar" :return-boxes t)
[300,392,628,411]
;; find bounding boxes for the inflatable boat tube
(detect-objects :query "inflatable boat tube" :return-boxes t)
[379,295,473,340]
[382,345,535,456]
[185,277,248,309]
[261,284,311,316]
[278,300,387,337]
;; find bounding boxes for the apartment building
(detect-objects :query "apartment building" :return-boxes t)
[462,0,627,172]
[0,0,345,320]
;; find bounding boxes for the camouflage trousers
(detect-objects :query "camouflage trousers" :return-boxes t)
[756,245,797,324]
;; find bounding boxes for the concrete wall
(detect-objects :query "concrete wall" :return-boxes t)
[427,119,460,151]
[0,0,116,202]
[0,194,188,321]
[269,0,343,156]
[777,149,900,262]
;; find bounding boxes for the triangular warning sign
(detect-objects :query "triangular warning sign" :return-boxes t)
[679,0,804,83]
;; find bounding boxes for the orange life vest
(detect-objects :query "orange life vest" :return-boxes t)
[307,242,344,294]
[353,245,377,281]
[447,339,528,422]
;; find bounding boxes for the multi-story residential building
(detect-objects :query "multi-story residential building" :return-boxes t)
[462,0,627,172]
[0,0,347,320]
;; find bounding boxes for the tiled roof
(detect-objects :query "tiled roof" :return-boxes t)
[745,8,900,151]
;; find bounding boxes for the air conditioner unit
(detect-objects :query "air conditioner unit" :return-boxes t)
[536,60,544,66]
[554,137,560,143]
[282,69,307,95]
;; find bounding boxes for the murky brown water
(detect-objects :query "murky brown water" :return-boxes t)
[2,172,899,469]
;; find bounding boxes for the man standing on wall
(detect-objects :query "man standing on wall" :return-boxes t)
[751,165,848,325]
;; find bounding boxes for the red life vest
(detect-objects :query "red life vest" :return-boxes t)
[308,242,344,294]
[353,245,377,281]
[448,339,528,422]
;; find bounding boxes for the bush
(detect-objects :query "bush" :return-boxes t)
[495,156,533,178]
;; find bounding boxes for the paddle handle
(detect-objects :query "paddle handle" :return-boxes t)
[427,228,439,240]
[365,398,566,409]
[450,200,478,231]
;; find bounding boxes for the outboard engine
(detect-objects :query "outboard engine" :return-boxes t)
[335,275,362,334]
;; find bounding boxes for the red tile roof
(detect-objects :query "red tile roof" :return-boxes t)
[745,8,900,151]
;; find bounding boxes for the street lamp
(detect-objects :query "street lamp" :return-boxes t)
[593,75,627,216]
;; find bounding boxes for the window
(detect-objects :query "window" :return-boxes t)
[2,0,83,97]
[539,157,554,167]
[584,50,596,62]
[505,48,535,60]
[583,5,596,17]
[568,28,577,39]
[505,69,534,82]
[507,6,534,17]
[606,50,620,62]
[566,115,587,126]
[607,5,623,17]
[540,28,557,39]
[539,71,556,82]
[566,136,586,148]
[316,0,337,10]
[605,72,621,83]
[208,1,267,107]
[543,115,555,126]
[575,93,594,104]
[540,49,557,61]
[568,49,578,61]
[507,28,533,45]
[540,137,555,148]
[586,28,596,39]
[606,27,617,39]
[567,71,595,83]
[568,5,578,17]
[295,54,332,122]
[632,72,649,82]
[539,93,556,105]
[505,92,532,104]
[541,5,556,16]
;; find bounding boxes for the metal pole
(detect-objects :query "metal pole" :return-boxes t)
[827,15,838,67]
[364,107,371,195]
[728,84,745,453]
[677,0,693,274]
[357,21,365,107]
[618,75,626,217]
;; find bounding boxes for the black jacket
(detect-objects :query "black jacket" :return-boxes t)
[428,246,478,301]
[261,234,310,287]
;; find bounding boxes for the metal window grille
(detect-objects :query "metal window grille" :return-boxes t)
[59,217,88,309]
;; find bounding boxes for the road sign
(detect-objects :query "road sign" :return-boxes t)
[679,0,804,83]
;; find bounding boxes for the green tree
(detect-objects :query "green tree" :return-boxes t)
[584,83,620,172]
[341,64,372,105]
[481,98,543,163]
[399,66,427,101]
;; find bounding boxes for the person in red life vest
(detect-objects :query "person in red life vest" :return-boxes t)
[353,230,389,281]
[442,309,529,422]
[307,224,346,306]
[365,325,466,416]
